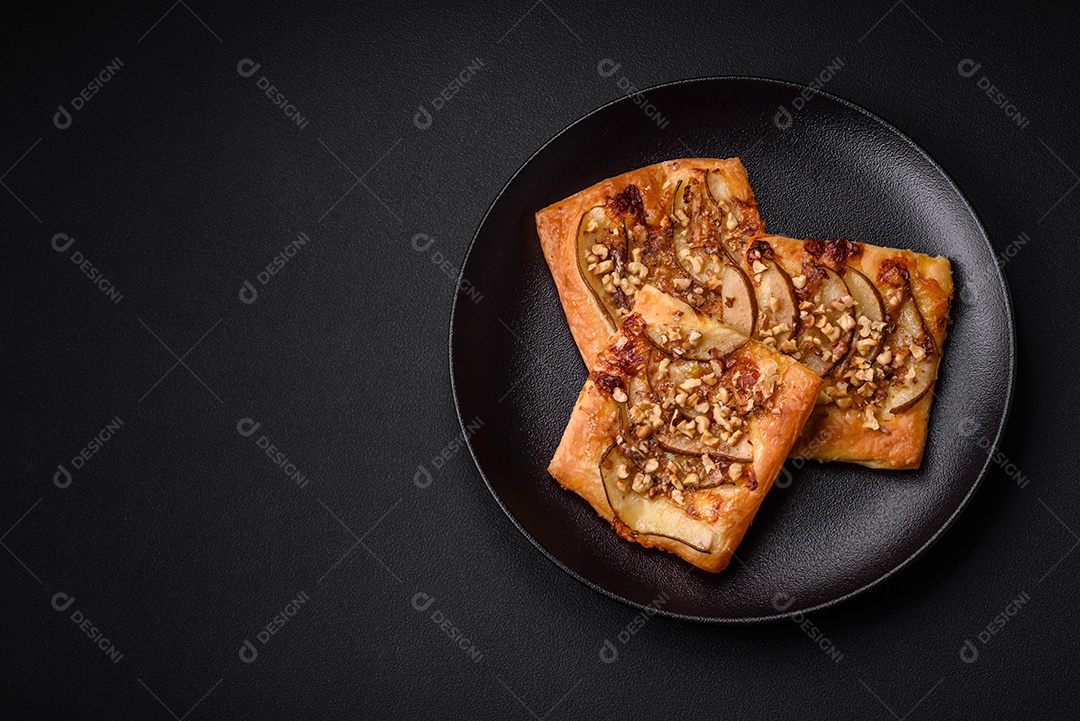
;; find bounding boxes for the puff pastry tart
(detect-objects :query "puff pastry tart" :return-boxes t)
[535,157,765,369]
[548,285,822,572]
[537,159,953,470]
[746,235,953,469]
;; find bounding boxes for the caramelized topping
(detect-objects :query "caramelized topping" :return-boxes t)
[609,184,646,222]
[575,173,938,435]
[599,330,781,507]
[803,237,863,269]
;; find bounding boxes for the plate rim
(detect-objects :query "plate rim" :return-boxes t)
[448,74,1017,624]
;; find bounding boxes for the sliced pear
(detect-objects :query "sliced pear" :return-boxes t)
[665,172,743,280]
[843,268,886,325]
[835,267,887,367]
[884,296,938,413]
[600,445,717,553]
[623,373,653,413]
[644,352,755,462]
[689,282,731,321]
[674,457,722,489]
[644,347,691,393]
[669,177,727,285]
[634,285,747,360]
[668,175,700,254]
[670,177,690,219]
[672,235,729,288]
[792,267,855,376]
[576,207,626,324]
[719,263,757,337]
[671,175,733,286]
[753,261,798,345]
[646,448,736,489]
[669,177,693,263]
[576,206,627,330]
[705,169,750,262]
[643,316,746,361]
[654,419,754,462]
[622,215,640,255]
[704,169,733,205]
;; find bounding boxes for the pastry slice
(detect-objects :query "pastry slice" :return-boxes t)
[536,157,765,369]
[548,285,822,572]
[742,235,953,469]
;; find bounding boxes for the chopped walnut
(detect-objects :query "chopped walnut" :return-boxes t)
[855,337,877,355]
[631,473,652,493]
[862,407,880,430]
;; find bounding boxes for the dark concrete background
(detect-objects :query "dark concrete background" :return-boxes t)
[2,1,1077,718]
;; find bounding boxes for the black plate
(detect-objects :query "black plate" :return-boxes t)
[449,77,1014,622]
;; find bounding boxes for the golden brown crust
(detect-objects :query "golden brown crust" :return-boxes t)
[757,235,953,469]
[535,158,762,368]
[547,286,822,572]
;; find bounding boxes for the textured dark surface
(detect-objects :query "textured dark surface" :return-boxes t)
[451,77,1014,622]
[2,1,1077,718]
